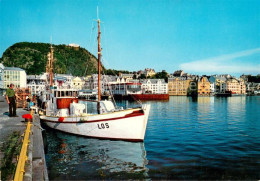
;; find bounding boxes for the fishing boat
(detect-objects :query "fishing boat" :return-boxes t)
[39,18,151,142]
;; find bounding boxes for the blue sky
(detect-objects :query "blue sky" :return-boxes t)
[0,0,259,76]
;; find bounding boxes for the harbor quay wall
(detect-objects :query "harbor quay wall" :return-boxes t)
[0,96,48,181]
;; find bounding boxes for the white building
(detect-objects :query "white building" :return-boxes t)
[86,75,168,95]
[139,79,168,94]
[3,66,27,88]
[72,76,85,90]
[53,74,74,89]
[27,73,78,94]
[68,43,80,48]
[110,82,142,95]
[220,82,227,93]
[27,74,47,95]
[88,74,117,94]
[210,82,216,94]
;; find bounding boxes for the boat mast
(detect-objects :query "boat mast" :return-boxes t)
[97,18,102,102]
[46,40,54,90]
[50,44,54,87]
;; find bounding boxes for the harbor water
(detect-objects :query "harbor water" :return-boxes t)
[44,96,260,180]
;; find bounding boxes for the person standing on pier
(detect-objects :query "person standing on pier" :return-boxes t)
[5,83,21,117]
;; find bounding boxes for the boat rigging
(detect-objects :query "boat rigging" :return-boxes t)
[39,13,151,142]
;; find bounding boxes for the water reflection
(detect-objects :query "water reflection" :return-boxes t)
[44,129,149,180]
[144,96,260,179]
[227,96,246,120]
[45,96,260,180]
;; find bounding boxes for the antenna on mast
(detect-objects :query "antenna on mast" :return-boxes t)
[97,6,99,20]
[50,36,53,48]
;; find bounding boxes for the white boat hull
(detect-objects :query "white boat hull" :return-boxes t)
[40,105,150,141]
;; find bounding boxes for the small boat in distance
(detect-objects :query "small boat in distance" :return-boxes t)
[215,91,232,97]
[40,18,151,142]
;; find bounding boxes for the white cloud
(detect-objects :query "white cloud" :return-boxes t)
[179,48,260,74]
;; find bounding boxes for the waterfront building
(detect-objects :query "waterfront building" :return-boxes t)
[220,82,228,93]
[3,66,27,89]
[247,82,260,93]
[220,78,246,95]
[53,74,74,89]
[118,73,134,80]
[27,73,81,95]
[210,82,216,94]
[239,78,246,94]
[226,78,240,94]
[72,76,85,90]
[27,74,47,95]
[215,76,227,93]
[139,79,168,94]
[110,82,142,95]
[84,75,92,89]
[209,76,217,94]
[89,74,117,94]
[225,78,246,94]
[110,78,167,96]
[247,82,254,93]
[168,77,191,96]
[197,76,210,96]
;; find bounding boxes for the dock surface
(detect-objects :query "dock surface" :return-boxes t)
[0,96,28,161]
[0,95,48,180]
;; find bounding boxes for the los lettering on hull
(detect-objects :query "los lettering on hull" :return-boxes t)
[98,123,109,129]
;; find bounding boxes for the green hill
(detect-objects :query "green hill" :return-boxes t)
[0,42,100,76]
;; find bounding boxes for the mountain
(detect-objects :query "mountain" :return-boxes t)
[0,42,101,76]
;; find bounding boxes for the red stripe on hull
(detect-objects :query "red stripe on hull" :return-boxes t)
[41,110,144,124]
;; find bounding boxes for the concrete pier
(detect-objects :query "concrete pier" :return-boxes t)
[0,96,28,162]
[0,96,48,180]
[32,115,49,181]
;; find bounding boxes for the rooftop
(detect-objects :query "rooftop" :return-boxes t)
[4,67,25,71]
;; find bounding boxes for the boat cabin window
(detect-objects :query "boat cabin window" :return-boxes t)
[73,91,77,97]
[54,91,77,97]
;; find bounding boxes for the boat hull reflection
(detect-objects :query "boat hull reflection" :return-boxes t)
[44,129,149,180]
